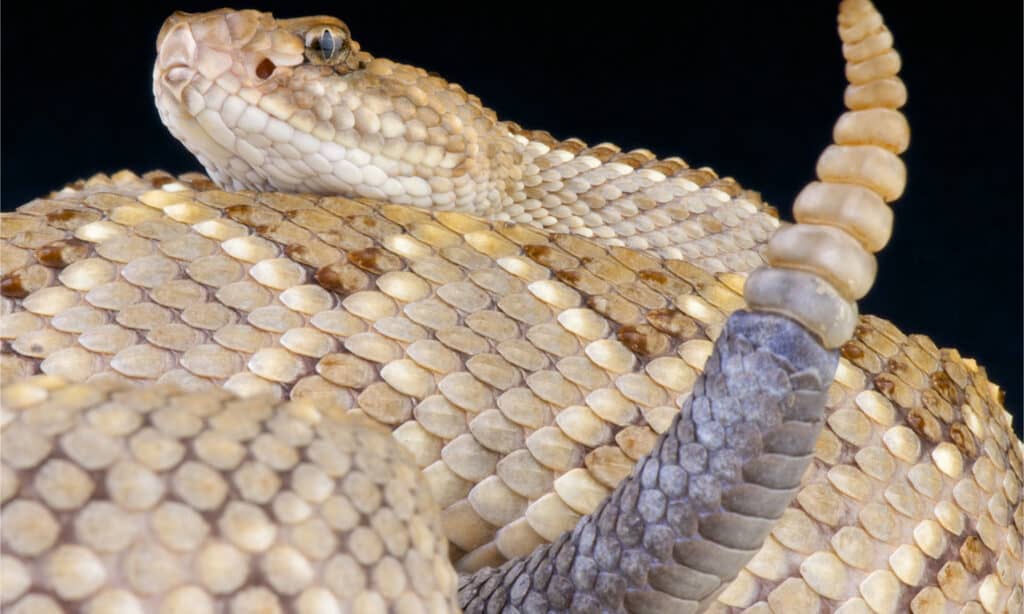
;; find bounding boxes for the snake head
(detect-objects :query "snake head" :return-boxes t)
[152,9,375,191]
[152,8,502,204]
[155,10,367,102]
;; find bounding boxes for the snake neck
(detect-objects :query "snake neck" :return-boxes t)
[154,10,780,272]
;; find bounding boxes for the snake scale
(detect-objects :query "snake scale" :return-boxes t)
[1,1,1021,612]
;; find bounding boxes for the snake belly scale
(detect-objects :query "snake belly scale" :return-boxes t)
[0,1,1021,613]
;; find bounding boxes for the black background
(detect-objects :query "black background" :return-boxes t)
[3,2,1021,432]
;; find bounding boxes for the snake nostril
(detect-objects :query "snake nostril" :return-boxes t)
[164,66,192,85]
[255,58,276,80]
[157,22,197,70]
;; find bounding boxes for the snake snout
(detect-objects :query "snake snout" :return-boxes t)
[158,22,196,70]
[157,22,197,100]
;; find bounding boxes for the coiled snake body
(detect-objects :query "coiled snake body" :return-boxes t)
[1,2,1020,612]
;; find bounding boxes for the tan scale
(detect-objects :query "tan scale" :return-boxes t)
[1,0,1022,612]
[0,378,460,611]
[1,169,1020,612]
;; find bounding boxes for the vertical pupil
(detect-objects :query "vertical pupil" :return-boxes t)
[320,30,335,60]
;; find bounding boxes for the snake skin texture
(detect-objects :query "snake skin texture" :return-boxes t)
[2,171,1021,612]
[2,375,460,612]
[1,0,1022,612]
[458,311,838,612]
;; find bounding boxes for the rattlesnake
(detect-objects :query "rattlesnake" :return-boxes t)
[1,1,1020,613]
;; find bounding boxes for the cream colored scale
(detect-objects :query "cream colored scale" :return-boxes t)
[0,0,1021,612]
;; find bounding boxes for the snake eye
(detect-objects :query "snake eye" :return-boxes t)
[304,25,349,65]
[319,29,338,62]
